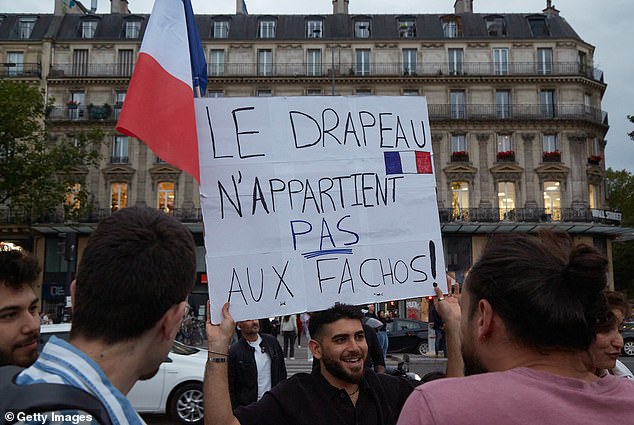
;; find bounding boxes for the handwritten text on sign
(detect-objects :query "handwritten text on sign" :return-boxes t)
[195,97,445,323]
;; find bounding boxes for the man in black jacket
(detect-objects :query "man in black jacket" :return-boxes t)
[228,318,287,409]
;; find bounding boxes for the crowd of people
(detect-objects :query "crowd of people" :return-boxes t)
[2,209,634,424]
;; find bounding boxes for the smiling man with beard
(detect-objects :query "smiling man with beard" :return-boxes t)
[205,303,413,425]
[397,231,634,425]
[16,207,197,425]
[0,242,41,368]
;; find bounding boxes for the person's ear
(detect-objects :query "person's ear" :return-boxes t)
[161,301,187,341]
[309,338,321,359]
[477,299,494,341]
[70,280,77,311]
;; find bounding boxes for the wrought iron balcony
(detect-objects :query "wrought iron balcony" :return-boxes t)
[46,105,117,122]
[438,207,604,224]
[49,63,134,78]
[0,62,41,78]
[427,103,605,124]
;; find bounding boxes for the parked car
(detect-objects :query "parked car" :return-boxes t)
[39,323,206,424]
[386,318,429,355]
[622,321,634,357]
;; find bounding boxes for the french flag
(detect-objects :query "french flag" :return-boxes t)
[384,151,433,175]
[116,0,207,183]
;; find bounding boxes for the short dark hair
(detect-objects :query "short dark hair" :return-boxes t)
[308,303,363,339]
[0,244,40,291]
[71,207,196,343]
[595,291,632,333]
[465,231,608,352]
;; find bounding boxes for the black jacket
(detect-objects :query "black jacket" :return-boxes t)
[228,334,287,409]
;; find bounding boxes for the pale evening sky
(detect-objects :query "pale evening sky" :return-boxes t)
[2,0,633,172]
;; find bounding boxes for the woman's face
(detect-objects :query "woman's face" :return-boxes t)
[590,309,625,372]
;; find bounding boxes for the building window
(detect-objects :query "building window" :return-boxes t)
[496,134,514,162]
[448,48,463,75]
[112,136,129,163]
[213,20,229,38]
[543,181,561,221]
[485,16,506,36]
[355,49,370,76]
[542,134,560,162]
[402,49,417,75]
[18,17,36,39]
[114,90,126,119]
[584,93,592,114]
[306,20,323,38]
[72,49,89,77]
[354,21,370,38]
[307,49,322,76]
[258,20,276,39]
[157,182,175,213]
[540,89,556,118]
[442,18,460,38]
[68,91,84,121]
[306,88,322,96]
[451,181,469,220]
[493,48,509,75]
[498,182,516,220]
[495,90,511,119]
[528,16,549,37]
[403,89,418,96]
[64,183,82,211]
[257,49,273,76]
[450,134,467,156]
[537,48,553,75]
[588,184,598,209]
[355,89,372,96]
[450,90,465,119]
[398,20,416,38]
[209,50,225,76]
[124,20,141,39]
[118,49,134,76]
[6,52,24,76]
[578,51,588,75]
[80,20,97,39]
[256,89,272,96]
[111,182,128,211]
[208,90,224,97]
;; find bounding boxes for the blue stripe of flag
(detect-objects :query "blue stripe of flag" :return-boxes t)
[182,0,207,96]
[384,152,403,175]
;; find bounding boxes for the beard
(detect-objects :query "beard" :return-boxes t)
[321,355,364,384]
[461,344,488,376]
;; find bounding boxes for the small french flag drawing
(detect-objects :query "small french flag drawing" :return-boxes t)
[384,151,433,175]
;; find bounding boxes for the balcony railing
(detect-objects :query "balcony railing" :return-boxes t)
[46,106,119,122]
[50,61,603,81]
[439,207,607,224]
[1,62,41,78]
[427,104,605,124]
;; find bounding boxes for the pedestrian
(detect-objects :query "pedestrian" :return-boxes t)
[301,312,312,360]
[281,314,297,359]
[204,303,414,425]
[429,303,446,357]
[397,231,634,425]
[377,310,390,359]
[0,242,41,367]
[229,318,287,408]
[16,207,197,424]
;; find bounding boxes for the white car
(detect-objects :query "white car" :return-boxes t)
[39,323,206,424]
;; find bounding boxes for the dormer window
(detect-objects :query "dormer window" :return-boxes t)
[18,17,36,39]
[528,16,549,37]
[258,20,276,39]
[485,15,506,37]
[398,20,416,38]
[441,17,461,38]
[307,20,323,38]
[124,20,141,39]
[354,20,371,39]
[213,20,229,38]
[81,20,97,39]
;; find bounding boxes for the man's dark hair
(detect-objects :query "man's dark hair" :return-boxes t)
[465,230,608,352]
[71,207,196,343]
[308,303,363,339]
[0,244,40,290]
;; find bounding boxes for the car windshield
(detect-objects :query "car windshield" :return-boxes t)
[172,340,200,355]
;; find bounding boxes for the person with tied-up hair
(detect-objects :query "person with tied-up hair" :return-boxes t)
[397,231,634,425]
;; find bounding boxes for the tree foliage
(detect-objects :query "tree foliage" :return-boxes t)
[0,80,102,223]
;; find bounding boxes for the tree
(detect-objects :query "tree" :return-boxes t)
[0,80,102,223]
